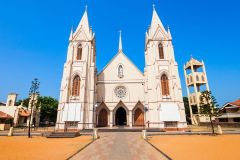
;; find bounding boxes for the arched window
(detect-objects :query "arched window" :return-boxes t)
[158,43,164,59]
[8,100,13,106]
[161,74,170,96]
[196,75,199,81]
[72,75,80,96]
[76,45,82,60]
[202,75,205,81]
[118,65,123,78]
[190,76,193,82]
[187,78,189,84]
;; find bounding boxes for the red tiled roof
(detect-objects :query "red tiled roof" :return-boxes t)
[0,102,6,106]
[18,109,31,117]
[230,100,240,107]
[0,111,13,119]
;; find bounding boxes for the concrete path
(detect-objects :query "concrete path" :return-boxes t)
[70,132,168,160]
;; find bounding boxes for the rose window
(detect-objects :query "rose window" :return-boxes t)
[114,86,127,99]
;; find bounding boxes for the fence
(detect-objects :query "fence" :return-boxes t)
[199,122,240,128]
[13,126,55,133]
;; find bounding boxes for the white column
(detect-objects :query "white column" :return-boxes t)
[129,110,133,128]
[88,105,93,129]
[202,61,210,91]
[110,111,113,128]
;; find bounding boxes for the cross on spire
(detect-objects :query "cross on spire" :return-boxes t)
[190,54,193,59]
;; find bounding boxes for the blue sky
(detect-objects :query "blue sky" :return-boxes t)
[0,0,239,105]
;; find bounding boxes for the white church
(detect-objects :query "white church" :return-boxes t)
[56,7,187,131]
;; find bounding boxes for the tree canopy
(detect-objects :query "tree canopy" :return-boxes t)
[183,97,191,124]
[199,91,220,134]
[38,96,58,122]
[16,96,58,123]
[199,91,219,117]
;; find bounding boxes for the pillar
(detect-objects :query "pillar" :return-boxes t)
[190,63,200,113]
[110,111,113,128]
[129,110,133,128]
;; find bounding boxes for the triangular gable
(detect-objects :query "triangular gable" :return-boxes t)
[98,51,144,80]
[73,27,91,41]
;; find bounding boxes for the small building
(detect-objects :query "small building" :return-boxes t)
[215,100,240,123]
[0,93,40,130]
[0,111,13,130]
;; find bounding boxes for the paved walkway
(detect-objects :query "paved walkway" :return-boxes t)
[70,132,168,160]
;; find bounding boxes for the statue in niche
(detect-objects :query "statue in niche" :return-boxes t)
[118,65,123,78]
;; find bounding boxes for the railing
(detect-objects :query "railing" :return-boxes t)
[55,122,96,132]
[199,122,240,128]
[146,121,186,128]
[186,72,206,86]
[219,113,240,118]
[13,126,55,133]
[146,121,163,128]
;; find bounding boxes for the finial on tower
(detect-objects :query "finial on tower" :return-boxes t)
[69,27,74,41]
[85,5,88,12]
[152,4,156,10]
[119,30,123,52]
[167,25,172,39]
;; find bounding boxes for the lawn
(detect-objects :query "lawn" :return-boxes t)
[0,136,92,160]
[148,135,240,160]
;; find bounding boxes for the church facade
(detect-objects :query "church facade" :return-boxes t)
[56,8,187,130]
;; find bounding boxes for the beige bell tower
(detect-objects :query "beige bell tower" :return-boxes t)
[184,57,210,125]
[6,93,18,106]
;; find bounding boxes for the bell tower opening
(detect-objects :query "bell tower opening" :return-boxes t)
[115,107,127,126]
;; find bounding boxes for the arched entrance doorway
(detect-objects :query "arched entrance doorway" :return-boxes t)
[98,108,108,127]
[134,108,144,126]
[115,107,127,126]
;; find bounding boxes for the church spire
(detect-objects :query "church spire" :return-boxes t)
[150,6,164,29]
[118,30,123,52]
[74,7,91,39]
[149,5,168,39]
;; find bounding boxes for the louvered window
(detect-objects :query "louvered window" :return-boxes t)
[72,75,80,96]
[161,74,170,96]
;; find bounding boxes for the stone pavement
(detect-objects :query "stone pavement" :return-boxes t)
[70,132,168,160]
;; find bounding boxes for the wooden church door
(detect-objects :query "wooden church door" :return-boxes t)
[98,109,108,127]
[134,108,144,126]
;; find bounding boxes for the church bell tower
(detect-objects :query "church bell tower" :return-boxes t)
[144,7,187,129]
[56,9,96,130]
